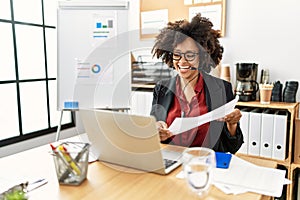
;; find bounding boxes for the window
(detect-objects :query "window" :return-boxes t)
[0,0,74,147]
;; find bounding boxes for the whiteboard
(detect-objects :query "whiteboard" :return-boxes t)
[57,0,131,110]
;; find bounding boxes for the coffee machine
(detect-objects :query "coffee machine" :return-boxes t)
[235,63,259,101]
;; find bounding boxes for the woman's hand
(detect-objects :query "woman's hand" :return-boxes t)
[156,121,173,141]
[224,108,242,125]
[223,108,242,136]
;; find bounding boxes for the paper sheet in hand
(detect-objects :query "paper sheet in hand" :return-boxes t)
[168,95,239,135]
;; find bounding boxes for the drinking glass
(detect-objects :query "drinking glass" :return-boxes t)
[182,147,216,197]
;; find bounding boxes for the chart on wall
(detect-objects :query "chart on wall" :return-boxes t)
[57,1,131,110]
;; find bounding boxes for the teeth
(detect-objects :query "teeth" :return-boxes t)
[179,65,191,69]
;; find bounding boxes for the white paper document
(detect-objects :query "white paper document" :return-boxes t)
[168,95,239,135]
[176,154,289,197]
[212,155,287,197]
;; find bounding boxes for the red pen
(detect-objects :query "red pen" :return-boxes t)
[50,143,56,150]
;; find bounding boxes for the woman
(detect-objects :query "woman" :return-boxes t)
[150,13,243,153]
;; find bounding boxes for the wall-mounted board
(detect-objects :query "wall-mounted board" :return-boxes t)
[57,0,131,110]
[139,0,226,39]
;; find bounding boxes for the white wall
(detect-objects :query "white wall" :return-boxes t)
[128,0,300,102]
[221,0,300,102]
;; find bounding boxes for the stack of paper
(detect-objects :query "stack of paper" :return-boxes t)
[212,155,289,197]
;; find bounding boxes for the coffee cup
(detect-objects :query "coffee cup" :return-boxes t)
[220,64,231,82]
[259,83,274,104]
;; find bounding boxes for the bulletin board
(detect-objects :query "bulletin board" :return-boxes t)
[139,0,226,39]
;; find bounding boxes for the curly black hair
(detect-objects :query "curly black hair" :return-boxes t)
[151,13,224,73]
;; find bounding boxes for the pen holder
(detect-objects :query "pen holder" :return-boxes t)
[51,142,90,185]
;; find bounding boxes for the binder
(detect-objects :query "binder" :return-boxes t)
[237,108,251,154]
[272,110,288,160]
[260,109,274,158]
[248,108,262,156]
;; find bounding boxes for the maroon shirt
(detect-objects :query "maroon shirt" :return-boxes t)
[166,74,209,147]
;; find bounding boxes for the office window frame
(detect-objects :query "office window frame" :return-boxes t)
[0,0,74,147]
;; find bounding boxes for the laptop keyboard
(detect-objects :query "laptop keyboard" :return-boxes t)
[163,158,177,169]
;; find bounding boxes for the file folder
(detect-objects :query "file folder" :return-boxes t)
[248,108,262,156]
[260,109,274,158]
[237,108,251,154]
[272,110,288,160]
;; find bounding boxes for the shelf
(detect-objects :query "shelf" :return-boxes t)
[235,101,299,200]
[236,101,299,164]
[131,83,155,92]
[235,153,290,167]
[237,101,299,114]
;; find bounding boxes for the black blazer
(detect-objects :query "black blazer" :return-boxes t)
[150,72,243,154]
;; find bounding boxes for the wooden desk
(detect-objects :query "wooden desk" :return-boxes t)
[0,144,276,200]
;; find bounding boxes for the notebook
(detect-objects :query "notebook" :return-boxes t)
[79,109,184,175]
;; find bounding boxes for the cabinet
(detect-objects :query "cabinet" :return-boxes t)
[236,101,299,200]
[131,56,173,84]
[290,119,300,200]
[291,163,300,200]
[130,85,154,116]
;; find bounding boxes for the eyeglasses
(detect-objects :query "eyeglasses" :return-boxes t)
[172,51,199,62]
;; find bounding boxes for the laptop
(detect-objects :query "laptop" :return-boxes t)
[79,109,184,175]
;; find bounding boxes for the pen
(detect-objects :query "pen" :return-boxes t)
[60,143,90,180]
[58,145,82,176]
[50,144,79,177]
[26,178,48,192]
[58,143,90,181]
